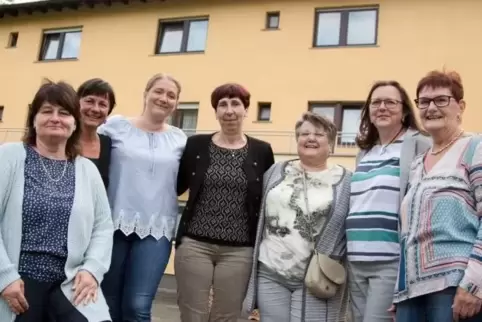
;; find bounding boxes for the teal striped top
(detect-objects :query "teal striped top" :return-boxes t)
[347,138,403,262]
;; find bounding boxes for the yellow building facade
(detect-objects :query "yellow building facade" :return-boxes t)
[1,0,482,273]
[1,0,481,166]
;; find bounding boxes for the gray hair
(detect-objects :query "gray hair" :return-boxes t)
[295,112,337,144]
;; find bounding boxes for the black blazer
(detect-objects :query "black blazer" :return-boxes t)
[175,133,275,247]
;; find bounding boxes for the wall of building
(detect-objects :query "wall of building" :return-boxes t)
[1,0,481,134]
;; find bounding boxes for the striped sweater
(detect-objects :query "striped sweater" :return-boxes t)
[394,135,482,302]
[347,138,404,261]
[347,130,431,262]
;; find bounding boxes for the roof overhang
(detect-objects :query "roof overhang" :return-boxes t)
[0,0,160,19]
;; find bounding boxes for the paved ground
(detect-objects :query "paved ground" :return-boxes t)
[152,275,250,322]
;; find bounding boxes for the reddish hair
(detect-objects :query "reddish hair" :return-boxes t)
[211,83,250,109]
[416,70,464,101]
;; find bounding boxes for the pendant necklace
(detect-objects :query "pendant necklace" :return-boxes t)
[380,127,405,154]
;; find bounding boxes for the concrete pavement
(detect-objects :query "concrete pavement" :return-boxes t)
[152,275,250,322]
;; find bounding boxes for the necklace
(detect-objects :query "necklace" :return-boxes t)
[430,130,465,155]
[39,155,67,182]
[216,133,246,157]
[380,127,405,154]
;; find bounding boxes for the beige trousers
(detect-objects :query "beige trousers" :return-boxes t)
[174,237,253,322]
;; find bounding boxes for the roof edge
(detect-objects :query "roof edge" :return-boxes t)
[0,0,155,19]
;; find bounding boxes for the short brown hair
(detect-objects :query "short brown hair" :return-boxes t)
[356,80,423,151]
[416,69,464,101]
[77,78,117,114]
[23,79,82,160]
[295,112,337,144]
[145,73,181,96]
[211,83,250,109]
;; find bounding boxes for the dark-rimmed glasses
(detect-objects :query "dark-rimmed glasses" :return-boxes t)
[414,95,453,109]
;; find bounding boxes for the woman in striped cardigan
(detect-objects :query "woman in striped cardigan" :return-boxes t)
[243,112,351,322]
[347,81,430,322]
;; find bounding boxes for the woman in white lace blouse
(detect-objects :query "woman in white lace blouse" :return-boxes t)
[98,73,187,322]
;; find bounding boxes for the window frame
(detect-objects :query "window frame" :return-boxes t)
[38,27,82,61]
[155,17,209,54]
[265,11,280,29]
[168,102,199,135]
[257,102,272,121]
[312,6,379,48]
[8,32,18,48]
[308,101,364,146]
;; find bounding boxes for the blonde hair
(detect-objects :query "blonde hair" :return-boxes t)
[144,73,182,95]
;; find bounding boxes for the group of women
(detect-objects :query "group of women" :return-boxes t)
[0,68,481,322]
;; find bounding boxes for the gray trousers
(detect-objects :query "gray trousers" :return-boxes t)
[347,260,398,322]
[174,237,253,322]
[256,263,345,322]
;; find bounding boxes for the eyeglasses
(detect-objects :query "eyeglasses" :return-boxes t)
[369,99,401,109]
[298,132,326,138]
[414,95,453,109]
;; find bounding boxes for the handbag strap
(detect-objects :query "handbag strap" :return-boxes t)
[301,166,334,251]
[302,169,316,248]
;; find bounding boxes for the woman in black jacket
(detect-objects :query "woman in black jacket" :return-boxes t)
[77,78,116,189]
[175,83,275,322]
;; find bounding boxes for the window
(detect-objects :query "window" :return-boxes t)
[257,102,271,121]
[39,28,82,61]
[168,103,199,136]
[156,18,209,54]
[309,102,363,145]
[8,32,18,47]
[0,106,4,121]
[340,108,361,144]
[314,7,378,47]
[266,12,280,29]
[311,105,335,122]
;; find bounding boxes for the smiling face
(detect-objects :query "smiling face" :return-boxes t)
[34,102,76,144]
[144,78,179,121]
[215,97,247,133]
[296,121,331,161]
[417,86,464,134]
[80,94,110,129]
[369,85,404,131]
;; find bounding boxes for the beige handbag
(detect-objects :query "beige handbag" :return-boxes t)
[302,170,347,299]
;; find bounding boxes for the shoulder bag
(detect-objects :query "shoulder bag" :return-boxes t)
[302,169,347,299]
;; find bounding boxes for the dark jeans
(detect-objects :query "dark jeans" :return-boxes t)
[15,276,88,322]
[396,287,482,322]
[101,230,172,322]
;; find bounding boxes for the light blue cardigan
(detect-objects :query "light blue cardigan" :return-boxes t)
[0,143,114,322]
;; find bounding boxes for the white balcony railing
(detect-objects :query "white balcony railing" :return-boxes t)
[0,128,359,156]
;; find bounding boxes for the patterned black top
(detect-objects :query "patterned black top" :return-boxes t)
[19,145,75,283]
[186,141,250,246]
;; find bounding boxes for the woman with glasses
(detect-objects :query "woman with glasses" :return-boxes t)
[244,112,351,322]
[347,81,431,322]
[392,71,482,322]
